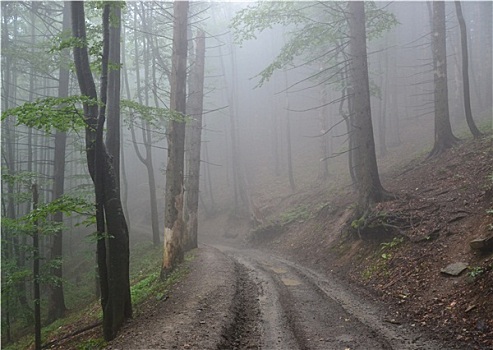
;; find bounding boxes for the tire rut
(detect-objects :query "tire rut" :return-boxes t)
[218,246,460,350]
[217,262,262,350]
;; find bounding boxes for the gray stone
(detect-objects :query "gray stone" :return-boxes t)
[470,236,493,252]
[440,262,468,276]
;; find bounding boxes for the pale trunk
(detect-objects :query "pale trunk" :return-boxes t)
[162,1,189,274]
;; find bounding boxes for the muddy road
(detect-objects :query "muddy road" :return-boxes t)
[107,245,458,350]
[217,245,458,350]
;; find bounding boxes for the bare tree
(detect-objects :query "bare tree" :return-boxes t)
[71,1,131,340]
[428,1,459,157]
[347,1,389,211]
[184,30,206,251]
[454,1,481,138]
[106,3,122,183]
[162,0,189,275]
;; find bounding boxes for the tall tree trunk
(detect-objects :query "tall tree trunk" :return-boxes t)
[377,44,388,156]
[213,7,248,214]
[184,30,205,251]
[106,3,122,186]
[130,5,161,246]
[162,1,189,275]
[283,68,296,192]
[47,1,70,324]
[202,140,216,211]
[32,184,41,350]
[429,1,458,157]
[128,119,161,246]
[454,1,481,138]
[120,24,131,229]
[478,2,492,114]
[318,83,330,182]
[341,66,357,187]
[72,2,132,340]
[347,1,388,211]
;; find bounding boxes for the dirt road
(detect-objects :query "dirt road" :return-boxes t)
[107,245,459,350]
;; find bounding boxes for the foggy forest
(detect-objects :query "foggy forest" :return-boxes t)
[1,1,492,349]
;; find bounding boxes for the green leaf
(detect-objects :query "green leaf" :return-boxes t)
[1,95,98,133]
[121,99,189,126]
[23,195,95,226]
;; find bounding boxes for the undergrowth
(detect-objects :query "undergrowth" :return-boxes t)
[362,237,405,280]
[3,243,195,350]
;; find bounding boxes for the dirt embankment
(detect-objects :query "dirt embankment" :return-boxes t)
[260,136,493,350]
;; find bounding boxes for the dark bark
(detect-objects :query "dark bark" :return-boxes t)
[428,1,459,158]
[184,30,206,251]
[106,3,122,185]
[120,24,131,229]
[347,1,388,211]
[454,1,481,138]
[162,0,189,275]
[71,2,131,341]
[47,1,70,324]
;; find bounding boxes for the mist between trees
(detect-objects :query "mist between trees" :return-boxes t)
[1,1,491,346]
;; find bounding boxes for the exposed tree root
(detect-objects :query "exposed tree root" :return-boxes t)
[41,321,102,349]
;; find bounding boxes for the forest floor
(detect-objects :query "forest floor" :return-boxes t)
[32,136,492,350]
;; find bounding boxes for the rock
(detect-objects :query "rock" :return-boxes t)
[470,236,493,252]
[440,262,468,276]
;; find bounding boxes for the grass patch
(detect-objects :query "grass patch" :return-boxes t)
[131,249,194,315]
[76,337,107,350]
[361,237,404,280]
[280,204,311,225]
[4,243,196,350]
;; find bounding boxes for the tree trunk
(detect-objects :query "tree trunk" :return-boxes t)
[71,2,132,341]
[184,30,206,251]
[47,1,70,324]
[347,1,388,211]
[213,8,248,214]
[318,83,330,182]
[120,25,131,229]
[454,1,481,138]
[32,184,41,350]
[378,44,388,156]
[130,5,161,246]
[128,119,161,246]
[429,1,458,157]
[162,0,189,275]
[478,2,492,114]
[283,68,296,192]
[106,3,122,186]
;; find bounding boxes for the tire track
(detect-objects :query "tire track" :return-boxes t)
[218,246,460,350]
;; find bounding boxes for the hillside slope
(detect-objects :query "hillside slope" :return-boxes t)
[260,136,493,349]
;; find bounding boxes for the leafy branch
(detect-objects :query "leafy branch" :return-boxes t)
[1,95,98,133]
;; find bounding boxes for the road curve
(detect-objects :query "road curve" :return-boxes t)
[216,245,458,350]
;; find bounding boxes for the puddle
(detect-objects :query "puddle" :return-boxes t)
[281,278,301,286]
[270,267,287,274]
